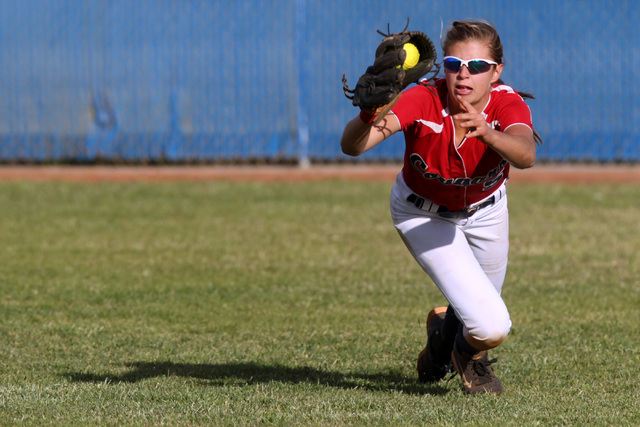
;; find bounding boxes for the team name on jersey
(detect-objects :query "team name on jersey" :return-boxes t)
[410,153,508,190]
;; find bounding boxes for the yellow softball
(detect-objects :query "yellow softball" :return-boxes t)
[402,43,420,70]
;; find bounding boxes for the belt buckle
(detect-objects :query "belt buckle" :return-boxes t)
[458,196,494,218]
[437,203,479,219]
[463,205,479,217]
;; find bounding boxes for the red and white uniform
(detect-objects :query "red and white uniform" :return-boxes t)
[388,79,534,346]
[392,79,533,210]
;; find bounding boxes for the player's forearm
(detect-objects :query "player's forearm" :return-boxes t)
[485,130,536,169]
[341,110,400,156]
[340,116,375,156]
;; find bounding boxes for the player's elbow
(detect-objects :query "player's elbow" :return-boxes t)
[512,155,535,169]
[341,145,363,157]
[504,130,536,169]
[523,156,536,169]
[510,145,536,169]
[340,138,364,157]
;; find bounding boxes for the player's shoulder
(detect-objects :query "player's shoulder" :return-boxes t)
[491,83,525,101]
[393,79,444,124]
[489,83,531,111]
[488,83,533,124]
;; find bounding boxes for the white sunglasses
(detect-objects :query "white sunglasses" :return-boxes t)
[443,56,498,74]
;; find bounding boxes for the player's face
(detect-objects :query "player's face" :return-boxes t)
[444,40,503,112]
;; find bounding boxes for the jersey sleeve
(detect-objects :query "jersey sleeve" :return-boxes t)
[493,89,534,132]
[391,84,439,131]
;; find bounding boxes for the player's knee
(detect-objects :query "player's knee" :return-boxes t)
[466,319,511,350]
[469,330,508,350]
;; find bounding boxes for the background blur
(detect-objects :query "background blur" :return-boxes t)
[0,0,638,164]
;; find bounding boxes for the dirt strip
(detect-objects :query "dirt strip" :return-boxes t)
[0,164,639,183]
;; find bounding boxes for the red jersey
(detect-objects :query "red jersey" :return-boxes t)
[391,79,533,211]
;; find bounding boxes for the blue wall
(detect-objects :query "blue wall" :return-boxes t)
[0,0,638,163]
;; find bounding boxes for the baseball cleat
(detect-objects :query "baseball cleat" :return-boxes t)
[451,343,504,395]
[417,306,451,383]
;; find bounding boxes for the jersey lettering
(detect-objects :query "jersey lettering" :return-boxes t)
[411,153,428,172]
[410,153,508,190]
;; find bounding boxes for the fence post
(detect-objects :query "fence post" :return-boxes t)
[295,0,310,168]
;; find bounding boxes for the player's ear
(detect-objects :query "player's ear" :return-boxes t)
[491,64,504,84]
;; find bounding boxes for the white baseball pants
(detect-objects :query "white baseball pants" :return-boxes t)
[390,173,512,349]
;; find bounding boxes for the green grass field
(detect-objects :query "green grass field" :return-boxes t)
[1,178,639,425]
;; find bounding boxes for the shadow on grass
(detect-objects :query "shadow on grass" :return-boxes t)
[66,361,451,396]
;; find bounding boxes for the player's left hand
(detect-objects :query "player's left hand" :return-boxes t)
[453,95,494,144]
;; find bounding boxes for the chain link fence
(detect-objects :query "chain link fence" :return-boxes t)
[0,0,638,163]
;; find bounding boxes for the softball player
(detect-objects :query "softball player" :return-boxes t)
[341,20,539,394]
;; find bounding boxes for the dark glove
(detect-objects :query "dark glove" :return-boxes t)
[343,29,439,110]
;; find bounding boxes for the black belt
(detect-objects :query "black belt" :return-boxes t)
[406,194,496,218]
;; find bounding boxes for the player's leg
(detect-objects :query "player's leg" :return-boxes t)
[395,216,509,394]
[462,192,510,294]
[416,305,450,382]
[391,208,512,349]
[390,185,509,392]
[450,194,510,394]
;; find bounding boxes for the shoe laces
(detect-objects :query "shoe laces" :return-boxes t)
[470,357,498,384]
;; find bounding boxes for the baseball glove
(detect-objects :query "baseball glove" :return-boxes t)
[342,22,439,114]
